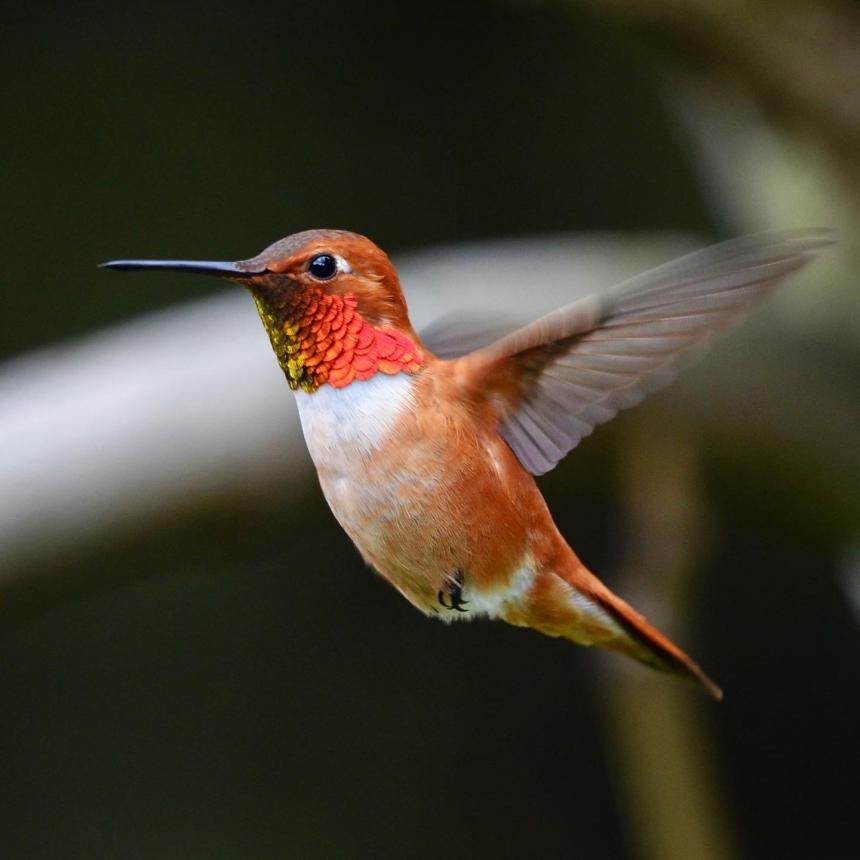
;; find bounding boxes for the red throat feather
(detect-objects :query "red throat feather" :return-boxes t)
[253,287,423,392]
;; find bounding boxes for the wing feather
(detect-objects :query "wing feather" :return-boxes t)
[458,229,833,475]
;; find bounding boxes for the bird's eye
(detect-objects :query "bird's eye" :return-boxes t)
[308,253,338,280]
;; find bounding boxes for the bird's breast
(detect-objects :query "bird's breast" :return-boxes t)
[294,371,418,464]
[294,372,447,583]
[293,369,544,614]
[294,371,437,539]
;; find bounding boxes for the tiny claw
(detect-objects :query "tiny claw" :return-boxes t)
[438,571,468,612]
[438,590,453,609]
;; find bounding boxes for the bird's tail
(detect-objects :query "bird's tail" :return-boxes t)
[586,578,723,700]
[504,557,722,700]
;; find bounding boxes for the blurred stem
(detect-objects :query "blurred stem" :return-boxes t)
[573,0,860,204]
[600,421,737,860]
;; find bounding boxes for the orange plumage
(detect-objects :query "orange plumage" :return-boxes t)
[103,227,834,699]
[250,285,423,391]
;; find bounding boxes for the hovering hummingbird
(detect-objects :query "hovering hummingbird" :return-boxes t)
[103,228,831,699]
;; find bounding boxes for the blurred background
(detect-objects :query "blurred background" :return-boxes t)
[2,1,859,857]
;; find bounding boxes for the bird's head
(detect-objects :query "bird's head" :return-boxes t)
[103,230,425,392]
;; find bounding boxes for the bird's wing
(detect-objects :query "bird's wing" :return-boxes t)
[456,230,833,476]
[421,312,519,358]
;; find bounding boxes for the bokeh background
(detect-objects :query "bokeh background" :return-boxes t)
[2,1,859,858]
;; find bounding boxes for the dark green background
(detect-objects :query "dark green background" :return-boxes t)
[2,2,857,858]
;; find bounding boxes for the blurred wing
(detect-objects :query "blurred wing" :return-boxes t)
[458,230,833,475]
[421,312,520,358]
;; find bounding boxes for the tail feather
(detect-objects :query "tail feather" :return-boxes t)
[500,557,723,698]
[588,584,723,700]
[521,558,723,700]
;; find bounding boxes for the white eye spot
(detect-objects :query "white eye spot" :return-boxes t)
[334,255,352,274]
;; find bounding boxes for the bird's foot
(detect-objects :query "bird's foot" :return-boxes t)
[438,571,469,612]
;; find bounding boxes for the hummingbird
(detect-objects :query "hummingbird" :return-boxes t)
[102,228,831,699]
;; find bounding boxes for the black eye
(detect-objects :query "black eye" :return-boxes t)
[308,253,338,280]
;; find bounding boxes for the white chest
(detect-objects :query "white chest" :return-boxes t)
[294,371,533,620]
[294,372,417,471]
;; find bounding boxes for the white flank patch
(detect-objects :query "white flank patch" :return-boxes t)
[463,560,535,621]
[484,438,507,481]
[294,371,416,463]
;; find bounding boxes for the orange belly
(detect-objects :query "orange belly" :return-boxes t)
[295,367,555,614]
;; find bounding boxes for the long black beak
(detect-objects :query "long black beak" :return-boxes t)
[99,259,267,277]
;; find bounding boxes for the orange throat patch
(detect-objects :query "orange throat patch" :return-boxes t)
[253,287,423,392]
